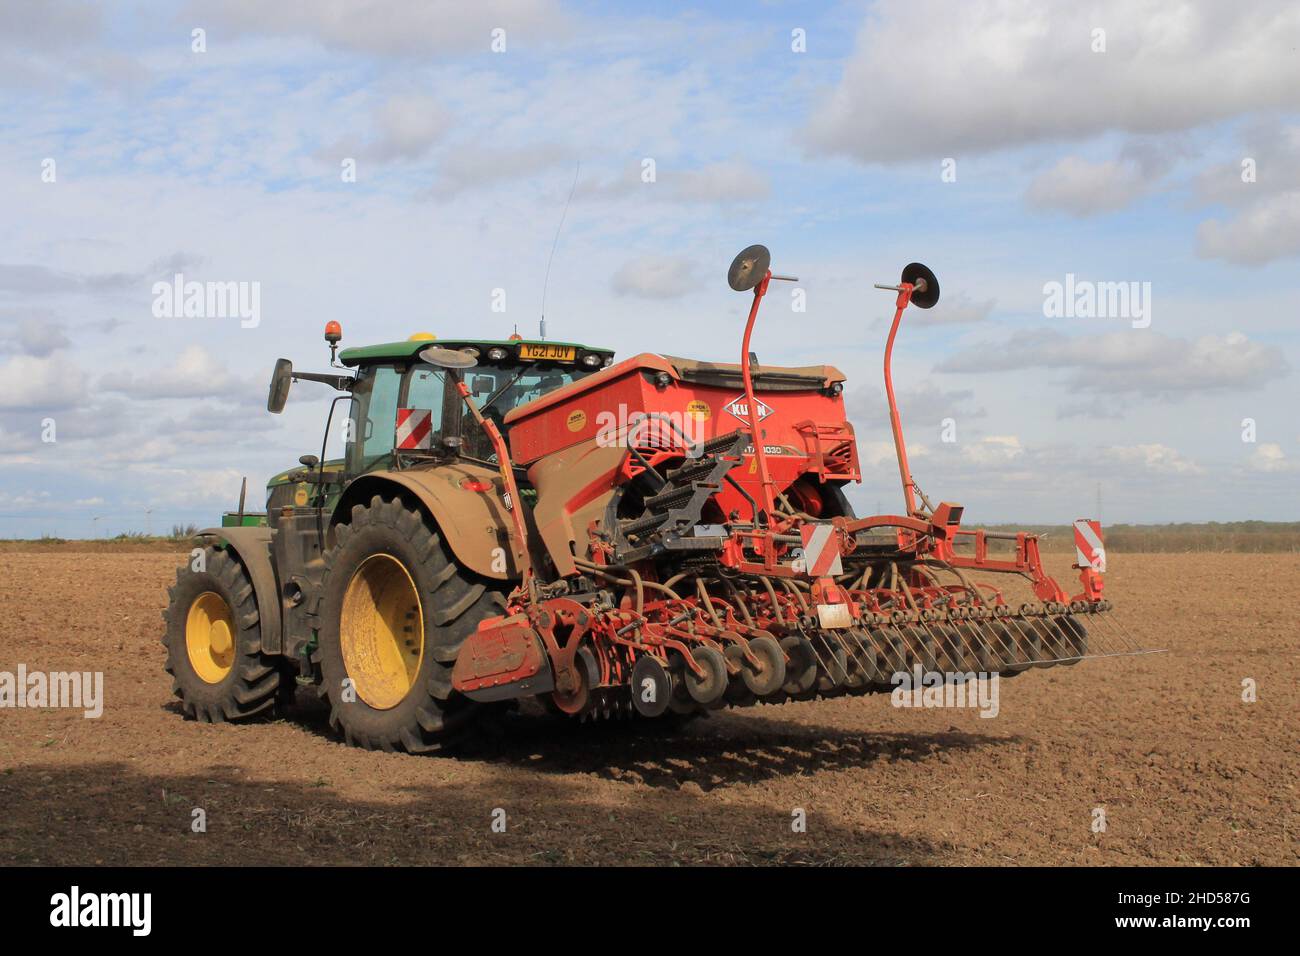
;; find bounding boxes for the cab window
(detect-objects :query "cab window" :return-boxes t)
[403,365,452,449]
[346,364,402,473]
[450,364,589,461]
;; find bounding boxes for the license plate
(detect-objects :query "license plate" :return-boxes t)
[519,343,576,362]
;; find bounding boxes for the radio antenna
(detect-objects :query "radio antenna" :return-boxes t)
[540,160,580,341]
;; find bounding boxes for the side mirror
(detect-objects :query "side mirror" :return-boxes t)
[471,374,494,396]
[299,454,319,469]
[268,358,292,413]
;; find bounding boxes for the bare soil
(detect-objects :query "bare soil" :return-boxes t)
[0,552,1295,866]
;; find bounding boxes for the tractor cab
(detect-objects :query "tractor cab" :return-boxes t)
[339,335,614,471]
[259,332,615,523]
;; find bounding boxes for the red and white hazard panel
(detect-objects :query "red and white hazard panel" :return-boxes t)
[800,523,844,577]
[1073,518,1106,572]
[395,408,434,450]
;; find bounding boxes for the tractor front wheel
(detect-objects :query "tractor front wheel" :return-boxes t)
[163,547,284,723]
[314,495,505,753]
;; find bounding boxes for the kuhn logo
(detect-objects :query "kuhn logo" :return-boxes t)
[724,395,772,422]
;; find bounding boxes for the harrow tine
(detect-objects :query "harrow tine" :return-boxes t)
[999,613,1044,668]
[899,614,943,674]
[841,627,883,687]
[902,621,937,672]
[917,617,964,673]
[1025,612,1076,663]
[892,618,935,674]
[802,632,836,679]
[979,617,1026,672]
[901,613,963,678]
[873,623,911,679]
[1085,609,1150,656]
[974,617,1013,671]
[1004,612,1056,665]
[1021,613,1066,666]
[948,616,997,674]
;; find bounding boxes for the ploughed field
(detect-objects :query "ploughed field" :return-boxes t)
[0,549,1295,866]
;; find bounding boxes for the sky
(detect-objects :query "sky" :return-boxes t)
[1,0,1298,537]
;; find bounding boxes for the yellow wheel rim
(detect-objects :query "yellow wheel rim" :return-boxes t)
[340,554,424,710]
[186,591,236,684]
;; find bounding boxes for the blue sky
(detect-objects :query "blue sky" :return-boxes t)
[1,0,1298,537]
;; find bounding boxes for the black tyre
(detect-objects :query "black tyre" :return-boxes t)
[315,495,505,752]
[722,643,758,706]
[779,634,818,695]
[163,546,283,723]
[683,644,728,707]
[738,633,786,697]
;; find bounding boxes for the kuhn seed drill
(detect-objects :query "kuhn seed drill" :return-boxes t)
[164,246,1143,751]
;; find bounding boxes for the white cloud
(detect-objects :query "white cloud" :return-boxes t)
[577,159,770,206]
[907,293,994,327]
[848,380,985,428]
[102,345,257,401]
[806,0,1300,163]
[192,0,569,57]
[0,0,147,93]
[1196,191,1300,265]
[0,317,70,357]
[0,262,137,296]
[1026,156,1151,216]
[332,94,452,164]
[0,353,87,410]
[0,0,100,48]
[961,434,1024,465]
[430,143,573,197]
[938,329,1289,396]
[1193,123,1300,206]
[1102,443,1202,475]
[1247,442,1296,473]
[0,489,52,507]
[19,320,70,356]
[666,160,770,204]
[611,255,701,300]
[857,439,916,470]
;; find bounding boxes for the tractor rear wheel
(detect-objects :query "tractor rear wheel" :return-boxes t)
[163,547,284,723]
[314,495,505,753]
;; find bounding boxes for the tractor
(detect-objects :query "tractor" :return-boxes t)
[163,246,1137,752]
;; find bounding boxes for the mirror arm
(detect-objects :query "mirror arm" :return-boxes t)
[291,371,355,391]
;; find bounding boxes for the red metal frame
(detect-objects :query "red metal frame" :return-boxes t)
[883,283,921,516]
[450,252,1109,709]
[740,271,778,522]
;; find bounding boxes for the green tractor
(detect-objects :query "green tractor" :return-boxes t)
[163,326,614,751]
